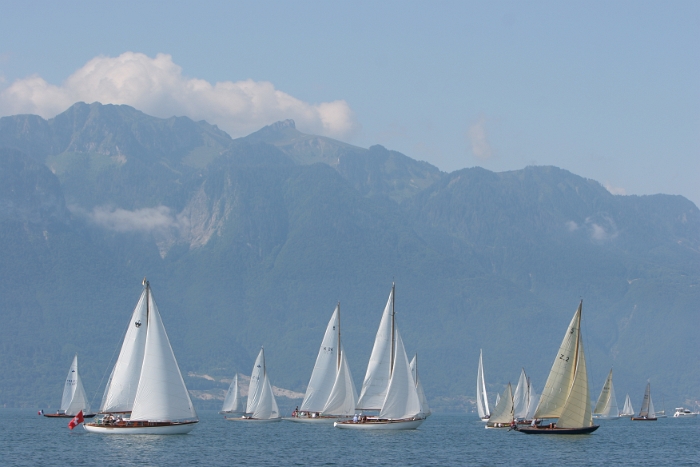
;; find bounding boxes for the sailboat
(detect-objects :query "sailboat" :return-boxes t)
[515,300,599,434]
[620,394,635,416]
[593,368,621,420]
[476,349,490,421]
[410,354,431,418]
[513,368,533,423]
[44,354,95,418]
[335,283,425,430]
[228,348,281,422]
[486,383,514,428]
[84,279,198,434]
[656,396,668,418]
[631,382,657,420]
[220,374,244,415]
[288,303,358,423]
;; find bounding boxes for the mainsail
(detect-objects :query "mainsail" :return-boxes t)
[410,354,431,417]
[621,394,634,416]
[322,344,358,416]
[476,349,490,419]
[129,287,197,422]
[301,304,341,413]
[513,369,530,420]
[637,383,656,418]
[593,368,619,417]
[246,348,266,414]
[222,374,244,413]
[487,383,514,426]
[100,289,148,413]
[60,354,91,416]
[357,287,395,411]
[379,329,421,420]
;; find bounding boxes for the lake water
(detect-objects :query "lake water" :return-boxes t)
[1,410,698,466]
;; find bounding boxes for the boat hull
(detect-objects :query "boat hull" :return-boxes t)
[334,418,424,430]
[631,417,657,421]
[592,415,621,420]
[83,421,198,434]
[43,413,96,419]
[516,425,599,435]
[283,416,341,423]
[225,417,281,423]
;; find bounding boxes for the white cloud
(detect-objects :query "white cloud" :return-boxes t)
[584,215,619,242]
[0,52,358,139]
[566,220,579,231]
[467,117,493,160]
[88,205,186,234]
[604,181,626,195]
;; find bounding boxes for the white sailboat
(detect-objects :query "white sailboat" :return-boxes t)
[631,382,657,421]
[84,279,198,434]
[486,383,514,428]
[476,349,490,421]
[620,394,635,416]
[513,368,532,422]
[288,303,358,423]
[44,354,95,418]
[220,374,244,415]
[228,348,281,422]
[335,284,425,430]
[516,300,599,434]
[410,354,431,418]
[593,368,621,420]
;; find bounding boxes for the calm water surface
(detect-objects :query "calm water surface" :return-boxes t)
[1,410,698,466]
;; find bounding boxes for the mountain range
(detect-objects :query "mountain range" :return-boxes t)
[0,102,698,412]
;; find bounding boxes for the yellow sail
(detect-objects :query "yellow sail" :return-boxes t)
[533,302,582,419]
[557,336,593,428]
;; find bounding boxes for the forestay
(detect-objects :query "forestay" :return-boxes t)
[301,304,340,412]
[130,291,197,422]
[101,290,148,413]
[357,288,394,411]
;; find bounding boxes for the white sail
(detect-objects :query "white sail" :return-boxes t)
[638,383,652,417]
[61,354,91,415]
[252,374,280,420]
[322,345,358,416]
[222,374,244,413]
[556,336,593,428]
[525,381,539,420]
[513,369,530,419]
[130,290,197,422]
[594,368,619,417]
[301,304,340,412]
[647,393,656,419]
[621,394,634,416]
[357,287,394,411]
[476,349,490,419]
[534,302,582,419]
[379,329,421,420]
[487,383,514,426]
[410,354,431,417]
[101,289,148,413]
[246,348,266,414]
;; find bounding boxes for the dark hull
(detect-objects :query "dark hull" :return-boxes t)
[43,413,96,418]
[516,425,599,435]
[631,417,657,421]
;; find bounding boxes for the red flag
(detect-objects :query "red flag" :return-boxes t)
[68,410,84,430]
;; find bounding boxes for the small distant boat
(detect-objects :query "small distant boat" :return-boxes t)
[673,407,698,417]
[43,354,96,419]
[227,348,281,422]
[655,397,668,418]
[515,300,599,435]
[335,283,425,430]
[287,303,357,423]
[620,394,635,416]
[486,383,513,429]
[592,368,621,420]
[84,279,198,434]
[631,383,657,421]
[476,349,490,421]
[219,374,244,416]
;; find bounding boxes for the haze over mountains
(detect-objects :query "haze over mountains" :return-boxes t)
[0,102,698,411]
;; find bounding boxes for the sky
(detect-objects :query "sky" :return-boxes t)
[1,1,698,206]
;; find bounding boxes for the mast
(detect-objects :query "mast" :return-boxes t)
[390,282,395,377]
[337,301,341,371]
[144,277,150,325]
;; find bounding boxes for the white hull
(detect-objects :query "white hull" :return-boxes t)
[334,418,424,430]
[283,416,342,423]
[83,421,197,434]
[593,415,622,420]
[225,416,281,423]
